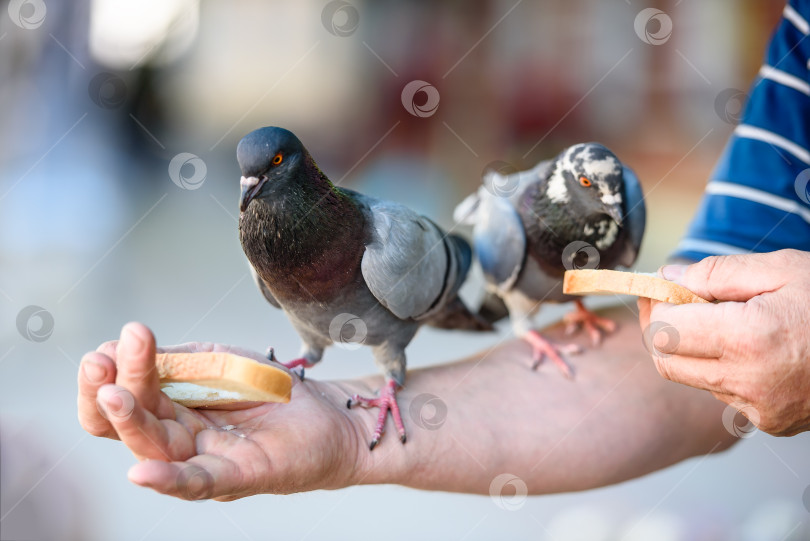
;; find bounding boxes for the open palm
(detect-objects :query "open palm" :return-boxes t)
[78,324,371,500]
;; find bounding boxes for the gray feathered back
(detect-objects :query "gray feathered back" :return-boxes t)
[361,199,464,320]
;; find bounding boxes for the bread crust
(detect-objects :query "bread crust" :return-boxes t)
[563,269,710,304]
[155,352,292,407]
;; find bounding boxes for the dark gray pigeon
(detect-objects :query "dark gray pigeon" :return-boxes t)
[454,143,646,377]
[237,126,490,449]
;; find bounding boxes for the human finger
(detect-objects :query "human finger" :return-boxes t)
[646,301,746,359]
[77,352,118,438]
[651,353,727,394]
[97,384,196,462]
[659,251,793,302]
[114,322,175,419]
[128,455,245,501]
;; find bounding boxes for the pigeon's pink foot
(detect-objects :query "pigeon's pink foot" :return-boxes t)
[524,330,581,379]
[564,300,618,346]
[281,357,315,370]
[278,357,316,380]
[347,379,406,450]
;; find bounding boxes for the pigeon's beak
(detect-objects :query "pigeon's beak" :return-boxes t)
[239,176,267,212]
[605,204,624,227]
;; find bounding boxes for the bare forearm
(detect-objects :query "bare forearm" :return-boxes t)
[349,307,737,493]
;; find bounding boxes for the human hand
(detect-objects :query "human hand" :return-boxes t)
[79,312,735,499]
[638,249,810,436]
[78,322,377,500]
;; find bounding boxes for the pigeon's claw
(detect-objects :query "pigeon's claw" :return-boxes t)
[524,330,581,379]
[347,379,406,450]
[281,357,315,380]
[265,347,277,363]
[563,300,618,346]
[281,357,314,369]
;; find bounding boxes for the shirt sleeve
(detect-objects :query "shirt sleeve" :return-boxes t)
[672,0,810,262]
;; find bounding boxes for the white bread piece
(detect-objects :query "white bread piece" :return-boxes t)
[155,352,292,407]
[563,269,710,305]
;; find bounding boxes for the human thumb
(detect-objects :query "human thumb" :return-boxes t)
[658,251,792,302]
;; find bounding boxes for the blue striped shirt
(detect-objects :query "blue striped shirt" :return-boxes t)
[673,0,810,261]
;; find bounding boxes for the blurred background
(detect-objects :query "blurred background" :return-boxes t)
[2,0,809,539]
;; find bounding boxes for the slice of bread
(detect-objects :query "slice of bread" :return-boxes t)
[563,269,710,304]
[155,352,292,407]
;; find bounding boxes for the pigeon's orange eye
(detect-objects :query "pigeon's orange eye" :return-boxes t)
[579,176,592,187]
[272,153,283,165]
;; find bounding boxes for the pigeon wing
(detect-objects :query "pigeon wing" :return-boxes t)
[473,193,527,291]
[618,165,646,267]
[358,196,461,320]
[248,263,281,309]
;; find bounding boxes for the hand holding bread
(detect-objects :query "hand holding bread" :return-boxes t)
[566,254,810,437]
[638,250,810,436]
[78,323,381,500]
